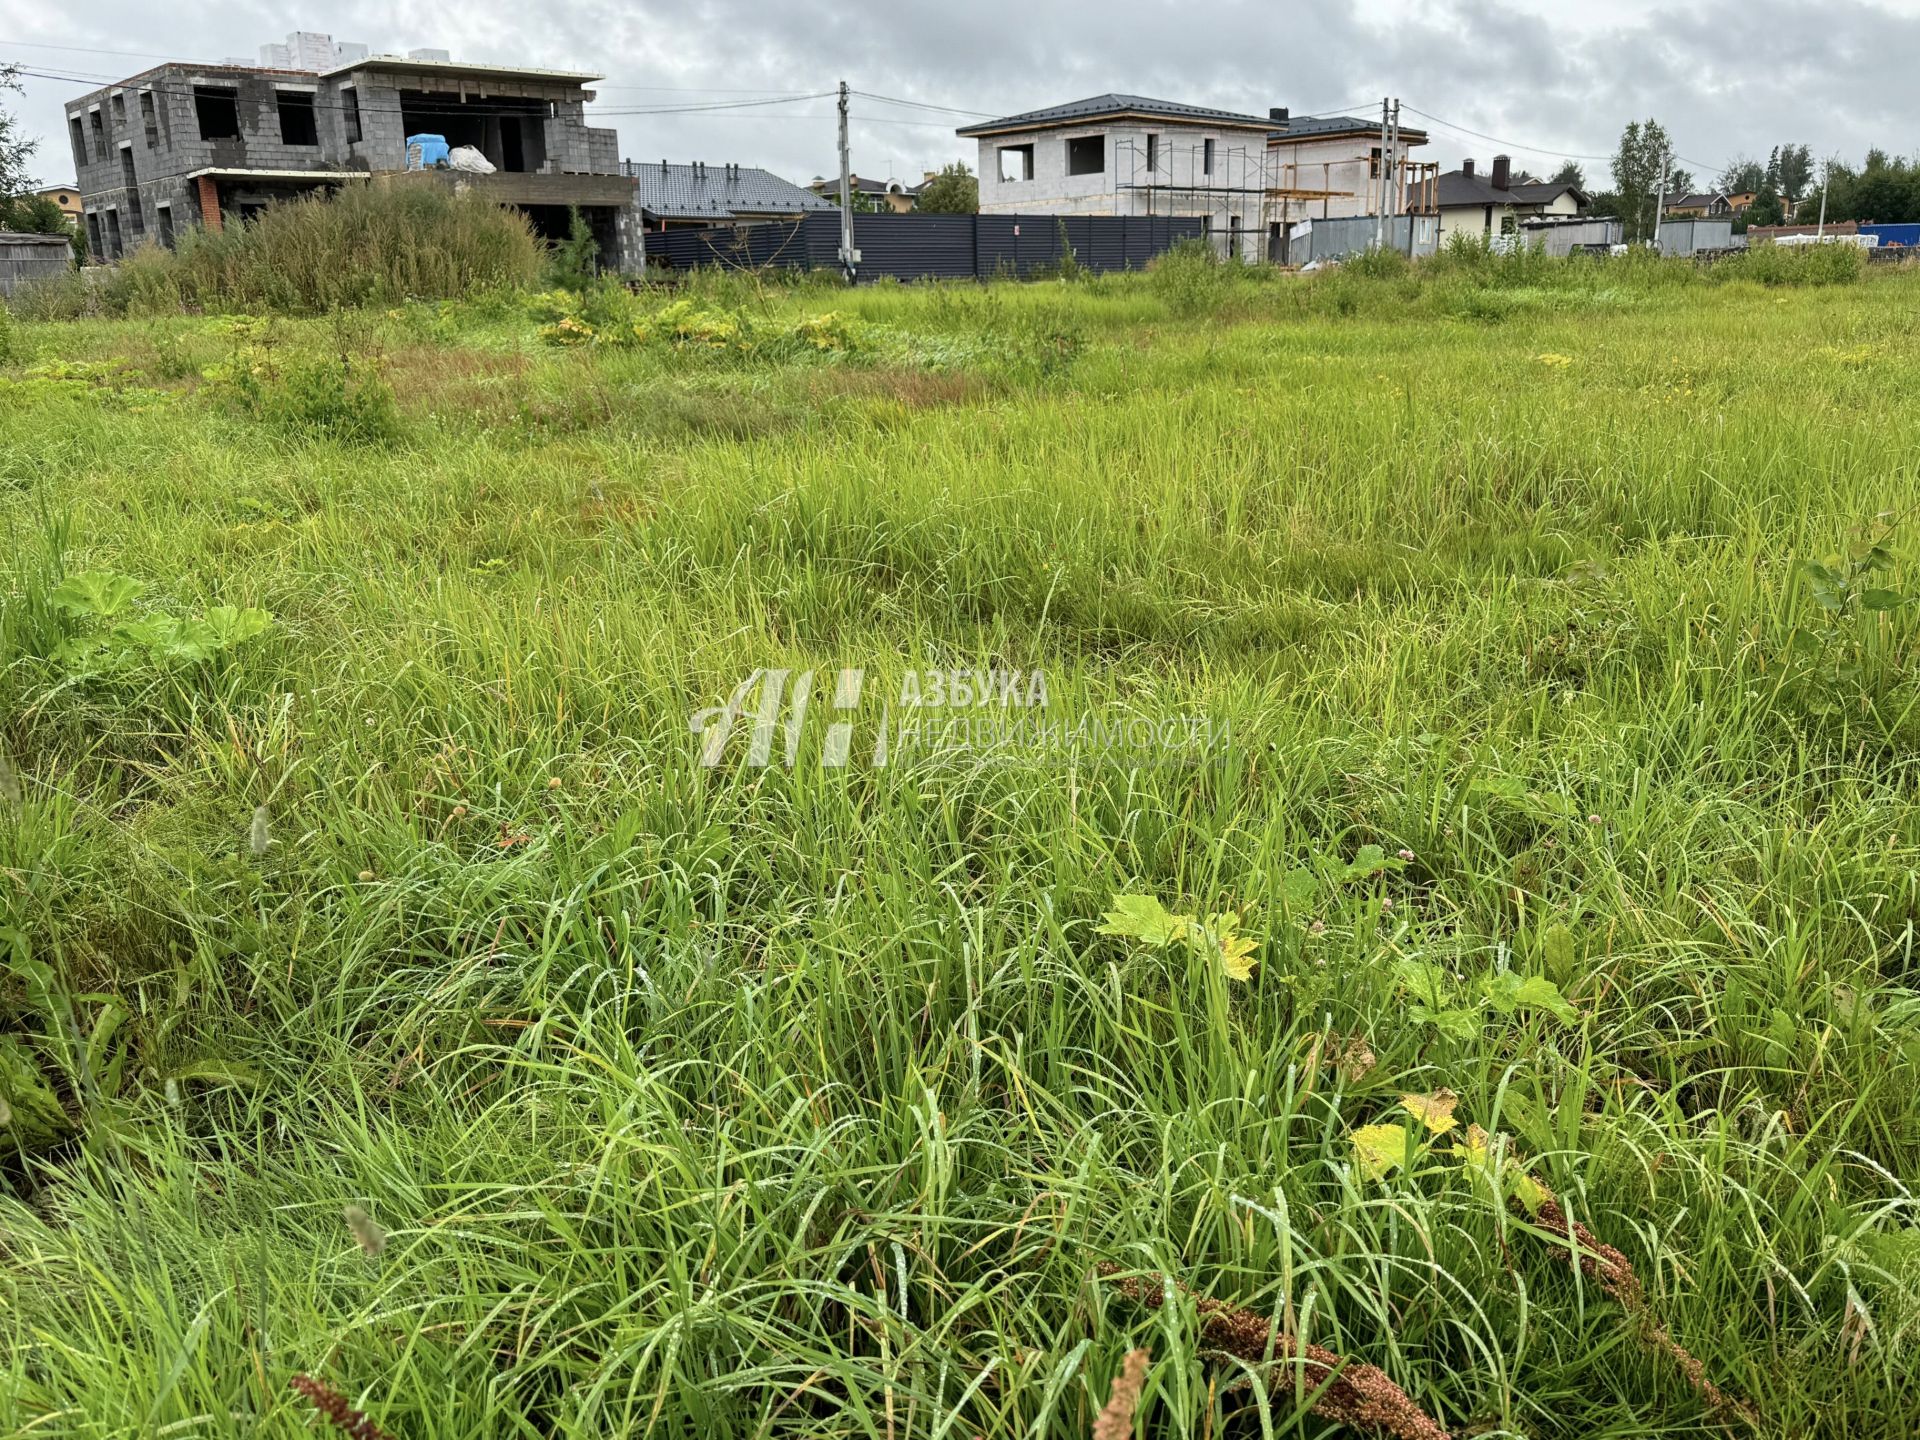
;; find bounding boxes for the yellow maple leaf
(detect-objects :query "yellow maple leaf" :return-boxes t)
[1218,931,1258,981]
[1351,1122,1413,1180]
[1399,1089,1460,1135]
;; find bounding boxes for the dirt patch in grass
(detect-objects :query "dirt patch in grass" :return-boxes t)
[805,365,981,410]
[382,344,531,416]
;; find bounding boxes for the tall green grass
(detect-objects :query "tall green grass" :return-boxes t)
[2,264,1919,1438]
[12,182,543,319]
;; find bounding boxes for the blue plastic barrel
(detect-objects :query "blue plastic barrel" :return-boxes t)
[406,134,451,170]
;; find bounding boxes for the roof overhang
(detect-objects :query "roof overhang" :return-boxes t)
[394,169,636,207]
[322,56,602,84]
[1268,124,1429,145]
[185,167,365,182]
[958,109,1274,138]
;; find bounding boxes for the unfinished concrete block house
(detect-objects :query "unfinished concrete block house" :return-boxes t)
[65,36,641,270]
[958,94,1428,263]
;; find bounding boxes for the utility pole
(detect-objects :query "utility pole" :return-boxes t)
[1391,98,1409,254]
[836,80,858,284]
[1816,157,1830,238]
[1375,96,1389,249]
[1652,148,1669,251]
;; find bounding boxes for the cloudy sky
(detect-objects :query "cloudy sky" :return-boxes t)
[4,0,1916,190]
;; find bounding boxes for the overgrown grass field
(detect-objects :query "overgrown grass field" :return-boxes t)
[4,243,1920,1439]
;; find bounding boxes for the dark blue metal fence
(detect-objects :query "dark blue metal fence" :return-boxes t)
[644,212,1205,282]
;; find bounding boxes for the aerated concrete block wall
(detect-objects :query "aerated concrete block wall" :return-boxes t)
[68,60,636,263]
[975,121,1273,261]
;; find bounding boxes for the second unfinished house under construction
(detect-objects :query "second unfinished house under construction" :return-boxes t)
[958,94,1431,263]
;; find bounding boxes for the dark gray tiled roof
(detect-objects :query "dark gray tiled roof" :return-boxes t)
[1430,169,1586,209]
[1267,114,1410,140]
[807,174,922,199]
[624,162,836,220]
[956,93,1273,136]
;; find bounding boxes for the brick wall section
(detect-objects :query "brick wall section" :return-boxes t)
[197,176,222,232]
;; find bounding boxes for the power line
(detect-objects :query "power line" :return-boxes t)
[851,90,995,119]
[0,39,177,62]
[0,41,940,108]
[1398,104,1613,163]
[8,65,835,122]
[1404,102,1740,186]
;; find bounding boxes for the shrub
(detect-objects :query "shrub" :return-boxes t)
[528,289,874,361]
[1716,240,1867,287]
[1344,244,1413,280]
[1148,239,1229,318]
[201,315,405,444]
[545,207,601,291]
[93,182,543,315]
[8,268,103,321]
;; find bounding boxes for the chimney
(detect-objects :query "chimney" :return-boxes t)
[1269,106,1289,127]
[1491,154,1511,191]
[1461,158,1475,178]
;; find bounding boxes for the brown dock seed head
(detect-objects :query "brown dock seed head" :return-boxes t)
[343,1204,387,1257]
[1097,1264,1450,1440]
[1515,1183,1758,1427]
[1092,1348,1151,1440]
[289,1374,395,1440]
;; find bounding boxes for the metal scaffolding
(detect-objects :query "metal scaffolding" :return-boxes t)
[1107,126,1438,264]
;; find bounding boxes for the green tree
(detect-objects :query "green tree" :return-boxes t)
[546,206,599,290]
[1720,156,1766,195]
[1610,118,1683,241]
[1824,150,1920,225]
[1,63,41,201]
[0,193,72,235]
[1745,188,1785,228]
[1772,143,1814,215]
[1612,121,1674,242]
[1550,160,1586,190]
[914,162,978,215]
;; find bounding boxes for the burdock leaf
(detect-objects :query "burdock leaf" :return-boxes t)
[1485,971,1579,1023]
[1337,843,1404,882]
[1399,1089,1460,1134]
[1096,894,1191,947]
[1278,867,1320,908]
[50,570,141,618]
[202,605,273,649]
[1351,1121,1414,1180]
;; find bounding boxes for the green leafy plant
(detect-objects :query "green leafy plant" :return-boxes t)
[46,569,271,676]
[1276,842,1408,912]
[202,317,403,444]
[1393,956,1579,1037]
[1780,526,1915,719]
[1097,893,1259,979]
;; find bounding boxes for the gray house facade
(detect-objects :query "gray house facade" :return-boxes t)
[65,54,641,269]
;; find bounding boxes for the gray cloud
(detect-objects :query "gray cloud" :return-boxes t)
[5,0,1916,191]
